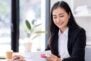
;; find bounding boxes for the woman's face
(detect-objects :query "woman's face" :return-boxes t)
[52,7,70,30]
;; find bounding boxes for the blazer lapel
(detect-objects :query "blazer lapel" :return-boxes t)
[68,27,77,55]
[68,28,72,55]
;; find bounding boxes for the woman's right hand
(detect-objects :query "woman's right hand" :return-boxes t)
[46,54,61,61]
[11,55,25,61]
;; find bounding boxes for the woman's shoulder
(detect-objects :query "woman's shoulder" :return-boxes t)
[69,26,86,35]
[76,27,85,32]
[73,27,86,35]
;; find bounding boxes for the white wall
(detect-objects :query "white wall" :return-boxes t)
[75,17,91,45]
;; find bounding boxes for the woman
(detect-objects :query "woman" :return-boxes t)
[11,1,86,61]
[46,1,86,61]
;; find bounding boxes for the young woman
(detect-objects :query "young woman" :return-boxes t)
[46,1,86,61]
[11,1,86,61]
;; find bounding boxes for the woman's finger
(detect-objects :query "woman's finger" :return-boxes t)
[46,55,54,61]
[11,55,25,61]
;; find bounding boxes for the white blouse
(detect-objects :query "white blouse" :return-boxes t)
[58,28,70,60]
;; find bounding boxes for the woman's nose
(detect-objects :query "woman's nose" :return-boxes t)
[56,18,60,23]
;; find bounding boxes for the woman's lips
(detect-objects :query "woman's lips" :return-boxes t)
[60,22,64,25]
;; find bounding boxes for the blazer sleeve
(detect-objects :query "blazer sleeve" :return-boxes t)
[45,44,50,50]
[63,29,86,61]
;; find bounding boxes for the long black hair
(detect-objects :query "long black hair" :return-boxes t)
[49,1,80,50]
[50,1,79,34]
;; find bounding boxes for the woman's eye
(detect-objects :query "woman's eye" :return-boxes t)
[53,17,57,19]
[60,15,64,17]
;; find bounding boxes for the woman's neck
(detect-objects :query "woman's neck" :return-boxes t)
[59,27,68,33]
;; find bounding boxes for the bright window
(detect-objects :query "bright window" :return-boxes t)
[0,0,11,57]
[19,0,46,53]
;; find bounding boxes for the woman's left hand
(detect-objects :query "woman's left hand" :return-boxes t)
[11,55,25,61]
[46,54,61,61]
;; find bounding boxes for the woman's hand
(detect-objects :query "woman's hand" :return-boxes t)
[46,54,61,61]
[11,55,25,61]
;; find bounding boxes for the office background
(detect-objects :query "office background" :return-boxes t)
[0,0,91,61]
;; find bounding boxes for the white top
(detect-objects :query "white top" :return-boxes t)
[58,28,70,60]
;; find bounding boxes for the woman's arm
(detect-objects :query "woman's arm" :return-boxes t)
[45,45,51,50]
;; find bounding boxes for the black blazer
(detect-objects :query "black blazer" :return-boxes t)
[46,27,86,61]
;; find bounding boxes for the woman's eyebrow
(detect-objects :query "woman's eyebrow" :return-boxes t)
[59,13,64,15]
[53,13,64,16]
[53,15,56,16]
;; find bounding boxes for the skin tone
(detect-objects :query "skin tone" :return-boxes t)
[46,54,60,61]
[46,7,70,61]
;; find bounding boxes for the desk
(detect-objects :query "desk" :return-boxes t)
[0,51,50,61]
[24,52,47,61]
[0,59,6,61]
